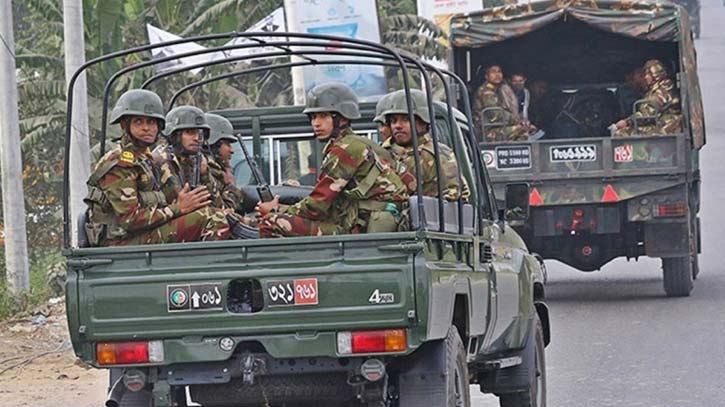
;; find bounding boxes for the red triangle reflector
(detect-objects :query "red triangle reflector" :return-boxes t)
[601,184,619,203]
[529,188,544,206]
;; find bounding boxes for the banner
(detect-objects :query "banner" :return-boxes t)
[216,8,288,60]
[146,24,215,75]
[417,0,483,36]
[284,0,387,104]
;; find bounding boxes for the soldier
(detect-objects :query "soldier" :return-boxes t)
[373,92,393,142]
[382,89,466,201]
[155,106,218,204]
[474,65,535,142]
[83,90,230,246]
[257,83,409,237]
[612,59,682,137]
[205,113,246,214]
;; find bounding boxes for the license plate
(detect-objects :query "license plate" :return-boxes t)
[266,279,319,306]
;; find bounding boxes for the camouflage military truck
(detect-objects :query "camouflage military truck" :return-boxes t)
[450,0,705,297]
[63,33,550,407]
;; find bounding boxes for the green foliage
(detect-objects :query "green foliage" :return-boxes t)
[0,249,62,320]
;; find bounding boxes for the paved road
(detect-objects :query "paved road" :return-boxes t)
[473,1,725,405]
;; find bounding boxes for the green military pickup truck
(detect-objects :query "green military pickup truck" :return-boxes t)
[63,33,550,407]
[450,0,705,297]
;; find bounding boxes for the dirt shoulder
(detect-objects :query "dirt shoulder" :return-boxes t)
[0,299,105,407]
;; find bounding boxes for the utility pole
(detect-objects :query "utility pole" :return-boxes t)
[0,0,30,294]
[63,0,91,247]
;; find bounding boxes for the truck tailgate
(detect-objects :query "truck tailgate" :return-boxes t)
[67,234,418,343]
[481,134,689,205]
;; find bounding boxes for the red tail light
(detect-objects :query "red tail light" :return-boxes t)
[337,329,407,354]
[656,203,686,217]
[96,341,164,366]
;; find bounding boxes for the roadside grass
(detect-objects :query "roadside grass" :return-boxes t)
[0,248,63,320]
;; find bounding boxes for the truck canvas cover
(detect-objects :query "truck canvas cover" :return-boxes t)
[449,0,705,148]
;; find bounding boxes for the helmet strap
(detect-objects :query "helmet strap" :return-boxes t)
[331,113,350,139]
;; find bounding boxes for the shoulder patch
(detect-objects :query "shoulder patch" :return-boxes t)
[120,151,135,164]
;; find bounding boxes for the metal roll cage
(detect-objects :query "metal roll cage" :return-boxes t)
[63,31,496,249]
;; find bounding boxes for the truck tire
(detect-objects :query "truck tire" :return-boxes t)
[662,257,694,297]
[397,327,470,407]
[446,327,471,407]
[499,317,546,407]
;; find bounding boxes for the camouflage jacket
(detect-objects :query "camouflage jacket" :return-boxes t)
[207,156,245,213]
[85,137,178,242]
[385,133,464,201]
[474,82,516,129]
[285,128,408,227]
[626,78,682,129]
[154,147,224,208]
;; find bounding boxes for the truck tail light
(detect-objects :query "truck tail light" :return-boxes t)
[96,341,164,366]
[656,203,686,217]
[337,329,407,355]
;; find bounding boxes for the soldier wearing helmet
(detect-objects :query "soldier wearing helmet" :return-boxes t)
[382,89,467,202]
[83,90,230,246]
[473,64,535,142]
[373,92,394,142]
[204,113,246,214]
[257,83,409,236]
[613,59,683,137]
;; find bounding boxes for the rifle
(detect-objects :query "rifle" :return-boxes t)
[190,152,202,189]
[236,135,274,202]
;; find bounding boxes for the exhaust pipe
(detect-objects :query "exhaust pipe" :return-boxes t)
[106,376,126,407]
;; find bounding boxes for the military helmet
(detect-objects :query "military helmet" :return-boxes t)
[373,93,393,124]
[643,59,668,82]
[302,82,361,119]
[164,105,210,138]
[109,89,166,128]
[206,113,237,146]
[382,89,430,124]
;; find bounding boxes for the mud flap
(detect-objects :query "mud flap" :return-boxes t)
[397,333,451,406]
[644,221,688,257]
[479,316,537,395]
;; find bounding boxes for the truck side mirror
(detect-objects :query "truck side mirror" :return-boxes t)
[505,183,530,222]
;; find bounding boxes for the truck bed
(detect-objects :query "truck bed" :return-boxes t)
[65,233,422,365]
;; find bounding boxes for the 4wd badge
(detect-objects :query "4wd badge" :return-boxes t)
[614,145,634,163]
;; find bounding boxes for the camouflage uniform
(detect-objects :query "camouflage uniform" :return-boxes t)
[381,89,467,201]
[260,83,409,237]
[155,147,224,208]
[386,133,465,201]
[84,90,230,246]
[205,113,246,214]
[474,82,530,142]
[85,137,230,246]
[261,127,409,237]
[615,60,683,137]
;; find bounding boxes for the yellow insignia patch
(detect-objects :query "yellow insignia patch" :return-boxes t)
[140,174,149,184]
[120,151,135,164]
